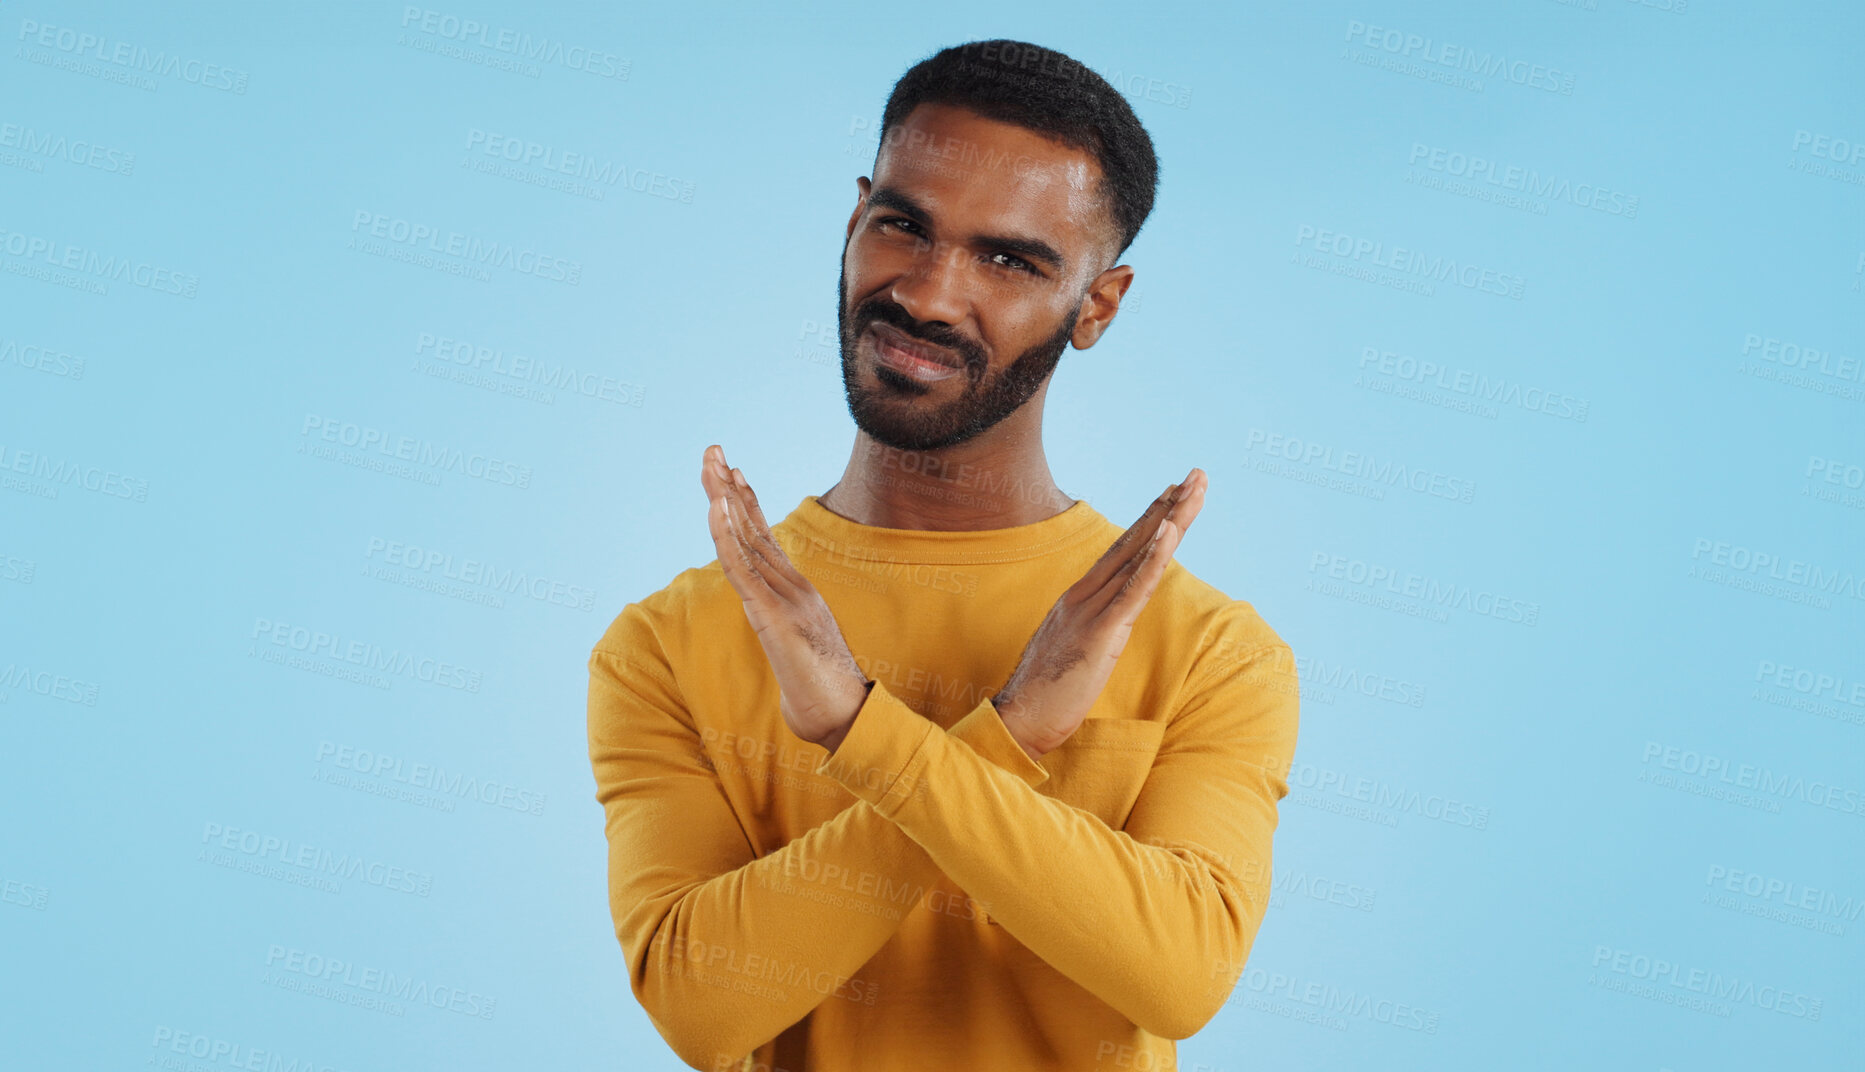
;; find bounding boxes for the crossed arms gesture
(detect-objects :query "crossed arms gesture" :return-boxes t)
[587,444,1295,1068]
[699,443,1207,761]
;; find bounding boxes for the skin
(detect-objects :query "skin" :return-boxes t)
[825,101,1133,529]
[702,102,1208,760]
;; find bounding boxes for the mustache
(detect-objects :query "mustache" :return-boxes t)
[856,301,983,369]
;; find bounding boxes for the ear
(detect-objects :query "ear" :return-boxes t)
[846,176,872,243]
[1069,265,1135,350]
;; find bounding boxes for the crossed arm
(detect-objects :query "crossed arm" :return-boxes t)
[588,622,1297,1066]
[586,447,1297,1067]
[589,632,1053,1069]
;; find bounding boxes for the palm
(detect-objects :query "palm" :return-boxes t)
[700,445,870,748]
[995,471,1207,757]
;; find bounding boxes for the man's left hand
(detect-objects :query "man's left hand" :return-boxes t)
[702,444,872,753]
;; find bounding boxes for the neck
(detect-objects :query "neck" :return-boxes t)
[820,408,1074,531]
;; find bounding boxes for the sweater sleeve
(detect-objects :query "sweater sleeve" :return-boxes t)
[816,640,1300,1041]
[587,608,1051,1070]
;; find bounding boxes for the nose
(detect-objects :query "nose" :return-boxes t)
[889,238,969,328]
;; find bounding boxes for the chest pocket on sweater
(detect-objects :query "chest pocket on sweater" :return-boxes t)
[1037,718,1166,830]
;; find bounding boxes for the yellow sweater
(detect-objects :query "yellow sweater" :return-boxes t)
[587,493,1300,1071]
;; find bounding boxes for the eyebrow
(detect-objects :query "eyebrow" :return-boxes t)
[865,185,1066,272]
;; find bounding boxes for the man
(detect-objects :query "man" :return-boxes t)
[588,38,1300,1072]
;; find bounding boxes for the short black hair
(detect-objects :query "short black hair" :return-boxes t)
[876,39,1160,265]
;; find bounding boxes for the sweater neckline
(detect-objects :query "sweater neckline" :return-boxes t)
[777,494,1110,565]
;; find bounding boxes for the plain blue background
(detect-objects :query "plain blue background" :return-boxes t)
[3,2,1861,1068]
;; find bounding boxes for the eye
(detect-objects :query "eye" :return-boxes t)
[876,215,924,236]
[988,251,1036,274]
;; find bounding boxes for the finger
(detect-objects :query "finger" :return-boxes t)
[1090,475,1204,616]
[1165,470,1208,538]
[704,448,765,587]
[720,487,801,599]
[729,467,808,588]
[718,469,809,597]
[701,445,732,502]
[708,451,773,550]
[706,448,790,586]
[1077,467,1206,594]
[1099,516,1182,622]
[707,490,779,604]
[1088,513,1170,616]
[1076,483,1180,593]
[731,468,775,532]
[705,451,812,612]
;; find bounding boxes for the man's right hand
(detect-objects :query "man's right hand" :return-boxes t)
[991,469,1208,761]
[702,444,873,754]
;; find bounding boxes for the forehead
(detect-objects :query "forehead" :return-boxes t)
[874,103,1108,256]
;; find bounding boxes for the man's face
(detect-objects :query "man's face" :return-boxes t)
[837,102,1116,453]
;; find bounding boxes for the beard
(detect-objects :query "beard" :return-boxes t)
[837,252,1079,453]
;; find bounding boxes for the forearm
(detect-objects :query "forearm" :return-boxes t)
[619,799,940,1068]
[604,677,1049,1067]
[819,677,1287,1039]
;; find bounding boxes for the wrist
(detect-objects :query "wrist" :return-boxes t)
[818,678,874,755]
[992,694,1048,762]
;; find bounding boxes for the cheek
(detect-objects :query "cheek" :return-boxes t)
[843,242,901,300]
[988,298,1073,350]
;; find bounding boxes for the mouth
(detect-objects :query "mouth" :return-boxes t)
[866,321,964,384]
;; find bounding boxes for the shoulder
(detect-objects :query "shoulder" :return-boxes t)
[588,561,737,663]
[1156,559,1294,689]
